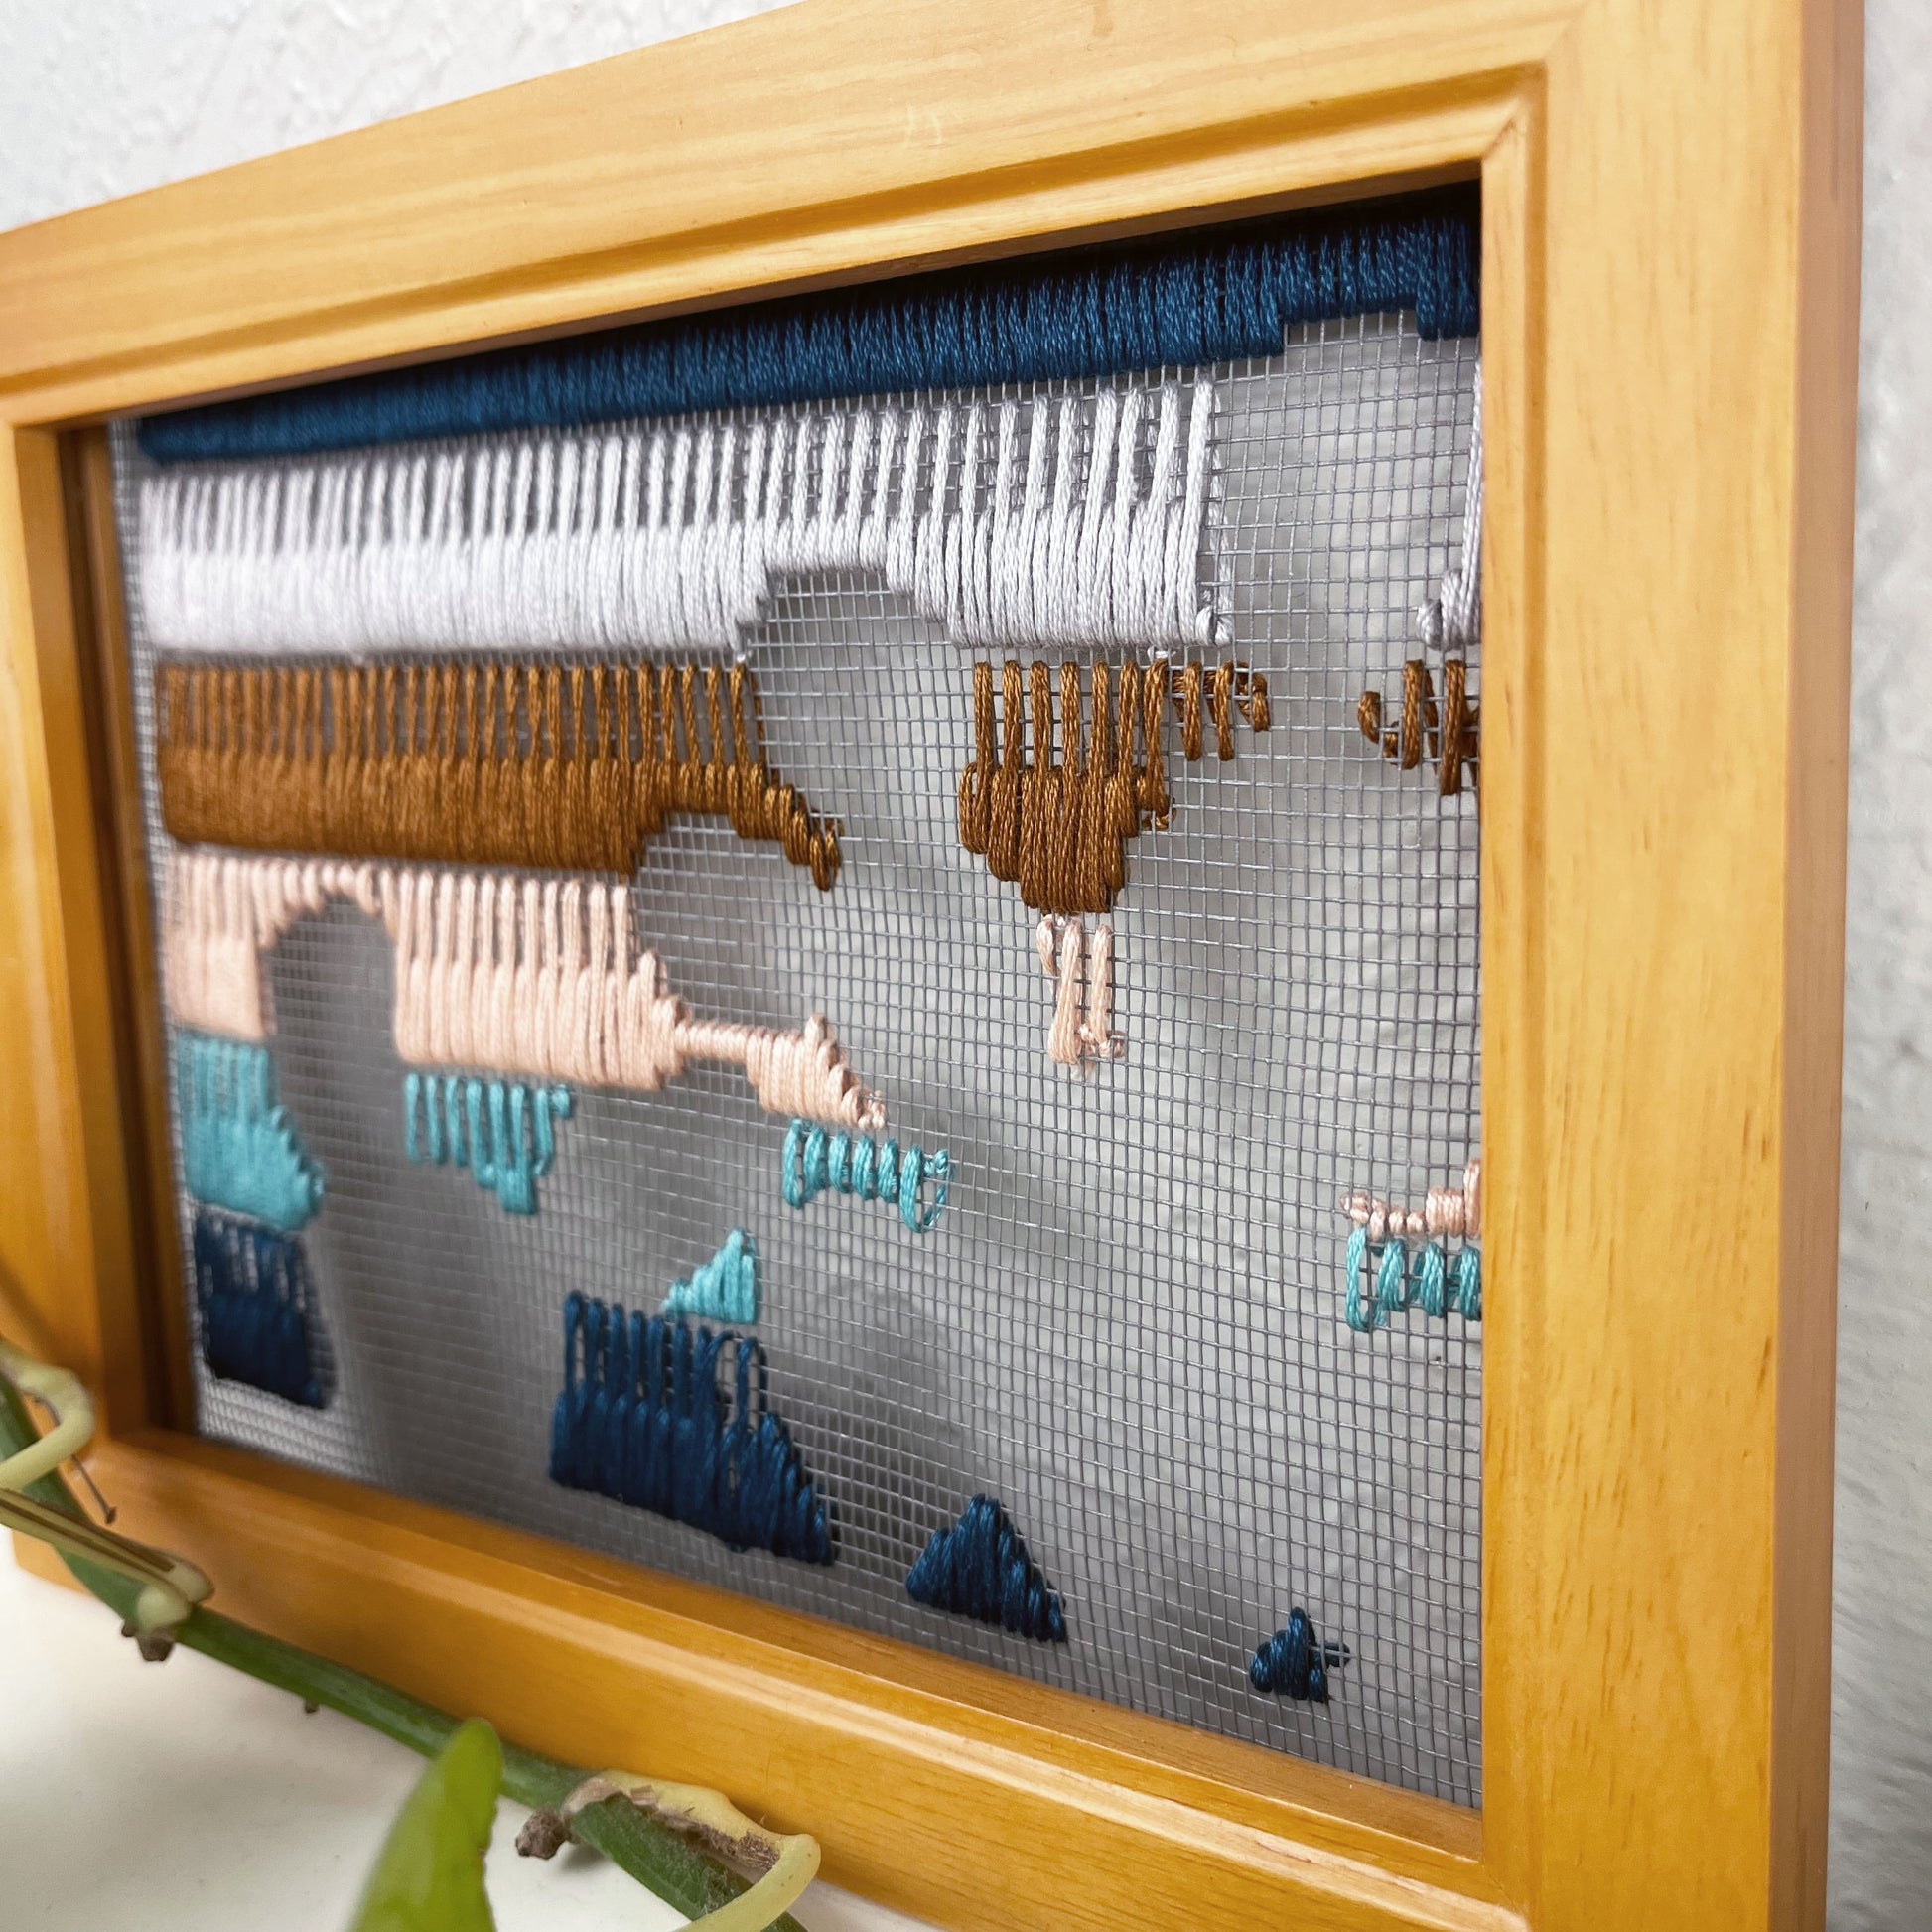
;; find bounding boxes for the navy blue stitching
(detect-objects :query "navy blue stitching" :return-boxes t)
[904,1494,1066,1644]
[191,1205,331,1409]
[139,192,1477,464]
[1249,1607,1347,1702]
[548,1292,833,1566]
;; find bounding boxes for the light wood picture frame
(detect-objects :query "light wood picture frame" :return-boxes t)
[0,0,1861,1926]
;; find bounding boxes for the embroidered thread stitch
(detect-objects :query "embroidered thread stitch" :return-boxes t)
[161,850,377,1041]
[141,386,1226,657]
[402,1074,571,1215]
[159,855,883,1130]
[1340,1158,1482,1244]
[156,658,841,889]
[1036,915,1123,1069]
[904,1495,1066,1643]
[549,1295,833,1565]
[780,1120,950,1234]
[1340,1160,1484,1331]
[1416,362,1483,660]
[175,1031,325,1231]
[1356,658,1478,799]
[661,1229,759,1326]
[379,870,883,1126]
[958,657,1269,915]
[191,1206,330,1408]
[139,196,1478,462]
[1357,362,1482,797]
[1249,1608,1346,1702]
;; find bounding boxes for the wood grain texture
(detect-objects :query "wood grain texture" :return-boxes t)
[0,428,137,1417]
[1773,0,1862,1920]
[64,430,193,1429]
[0,0,1860,1925]
[1485,0,1859,1925]
[0,0,1544,427]
[52,1433,1511,1932]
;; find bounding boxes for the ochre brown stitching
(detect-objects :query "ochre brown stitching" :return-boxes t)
[155,656,842,889]
[957,660,997,857]
[1355,657,1479,799]
[960,657,1271,915]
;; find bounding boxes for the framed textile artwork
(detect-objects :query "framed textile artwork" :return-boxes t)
[0,1,1860,1927]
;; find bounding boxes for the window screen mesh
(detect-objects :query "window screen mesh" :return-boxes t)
[112,310,1482,1806]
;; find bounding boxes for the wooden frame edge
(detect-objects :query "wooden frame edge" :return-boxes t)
[18,1428,1516,1932]
[0,0,1861,1925]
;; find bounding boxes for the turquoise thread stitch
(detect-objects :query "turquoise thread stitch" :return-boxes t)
[1375,1238,1412,1315]
[175,1032,324,1231]
[1455,1246,1482,1321]
[1416,1241,1449,1318]
[904,1495,1066,1644]
[781,1120,951,1234]
[661,1230,760,1325]
[401,1074,572,1214]
[1344,1229,1481,1332]
[1343,1227,1379,1333]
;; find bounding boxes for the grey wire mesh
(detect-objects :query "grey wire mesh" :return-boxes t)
[111,310,1482,1806]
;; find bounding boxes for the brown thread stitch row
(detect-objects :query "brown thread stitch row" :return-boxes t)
[1356,657,1478,799]
[957,658,1270,916]
[156,659,841,889]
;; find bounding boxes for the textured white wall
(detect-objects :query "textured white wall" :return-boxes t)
[0,1,791,230]
[1831,3,1930,1925]
[0,2,1923,1922]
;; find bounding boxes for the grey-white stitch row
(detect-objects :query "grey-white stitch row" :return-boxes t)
[140,382,1227,655]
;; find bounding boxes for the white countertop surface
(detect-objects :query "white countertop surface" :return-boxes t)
[0,1546,929,1931]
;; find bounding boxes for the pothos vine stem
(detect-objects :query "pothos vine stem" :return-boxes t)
[0,1368,808,1932]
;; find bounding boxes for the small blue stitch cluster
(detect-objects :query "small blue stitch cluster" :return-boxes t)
[782,1120,950,1235]
[1344,1227,1482,1333]
[403,1073,571,1214]
[191,1206,329,1408]
[138,195,1478,464]
[549,1294,832,1565]
[176,1032,324,1232]
[660,1229,759,1325]
[1249,1608,1334,1702]
[905,1495,1066,1644]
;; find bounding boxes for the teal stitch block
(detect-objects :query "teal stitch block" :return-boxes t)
[780,1120,950,1234]
[1454,1245,1481,1321]
[402,1073,572,1214]
[661,1229,759,1325]
[1343,1227,1482,1333]
[175,1032,323,1231]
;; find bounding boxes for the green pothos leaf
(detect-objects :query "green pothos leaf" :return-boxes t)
[349,1718,503,1932]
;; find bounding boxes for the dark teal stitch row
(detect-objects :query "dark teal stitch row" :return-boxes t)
[191,1205,330,1409]
[781,1120,949,1234]
[1249,1608,1345,1703]
[548,1293,832,1567]
[905,1494,1065,1644]
[402,1073,571,1215]
[1344,1227,1482,1332]
[175,1031,324,1232]
[137,190,1477,464]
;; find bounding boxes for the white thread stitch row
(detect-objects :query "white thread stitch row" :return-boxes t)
[1036,914,1121,1070]
[1416,361,1481,656]
[139,383,1225,655]
[162,852,882,1128]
